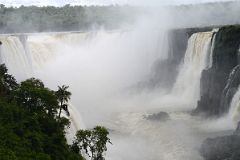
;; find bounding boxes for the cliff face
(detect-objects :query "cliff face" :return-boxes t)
[200,134,240,160]
[153,30,189,88]
[138,29,189,89]
[195,26,240,116]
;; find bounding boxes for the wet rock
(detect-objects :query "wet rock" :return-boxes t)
[136,29,189,90]
[200,135,240,160]
[201,122,240,160]
[234,121,240,135]
[145,112,170,121]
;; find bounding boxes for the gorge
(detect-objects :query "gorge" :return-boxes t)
[1,25,240,159]
[1,2,240,158]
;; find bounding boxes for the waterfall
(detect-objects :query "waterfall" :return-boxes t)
[170,31,214,108]
[0,32,95,79]
[227,65,240,124]
[229,86,240,122]
[228,86,240,124]
[0,35,32,79]
[223,44,240,125]
[207,29,218,69]
[0,29,231,159]
[220,65,240,113]
[66,104,86,143]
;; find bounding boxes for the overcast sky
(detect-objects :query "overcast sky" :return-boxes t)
[0,0,235,6]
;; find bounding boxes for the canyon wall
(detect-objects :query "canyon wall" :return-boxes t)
[195,26,240,116]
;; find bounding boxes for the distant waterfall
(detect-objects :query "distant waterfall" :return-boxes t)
[0,35,58,79]
[0,36,32,79]
[171,31,214,108]
[0,32,95,80]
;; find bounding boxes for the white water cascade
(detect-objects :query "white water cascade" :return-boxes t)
[0,32,100,80]
[172,31,213,106]
[229,87,240,121]
[0,36,32,79]
[208,84,240,132]
[105,31,218,160]
[222,60,240,128]
[206,29,218,69]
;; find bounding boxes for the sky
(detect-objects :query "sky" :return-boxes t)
[0,0,235,7]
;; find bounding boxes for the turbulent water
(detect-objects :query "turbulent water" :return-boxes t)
[0,29,236,160]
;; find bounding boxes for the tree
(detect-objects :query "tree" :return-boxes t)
[55,85,71,118]
[0,64,84,160]
[90,126,111,160]
[74,126,112,160]
[0,64,18,96]
[0,147,17,160]
[15,78,58,115]
[3,74,18,92]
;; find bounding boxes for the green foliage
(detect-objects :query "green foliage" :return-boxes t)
[15,78,58,116]
[0,147,17,160]
[0,5,141,33]
[0,64,18,96]
[73,126,112,160]
[0,64,84,160]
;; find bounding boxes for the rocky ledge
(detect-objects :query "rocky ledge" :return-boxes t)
[200,122,240,160]
[145,112,170,121]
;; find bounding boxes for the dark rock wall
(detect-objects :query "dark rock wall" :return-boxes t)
[200,121,240,160]
[220,65,240,114]
[151,30,189,88]
[200,135,240,160]
[195,26,240,116]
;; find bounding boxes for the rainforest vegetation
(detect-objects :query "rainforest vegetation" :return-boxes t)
[1,1,240,34]
[0,4,141,33]
[0,64,111,160]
